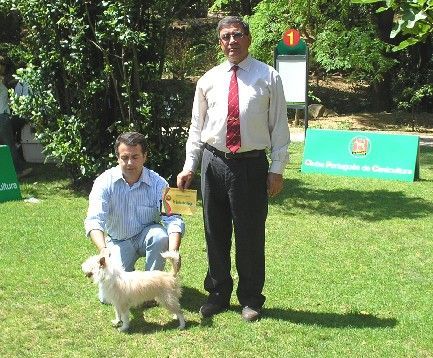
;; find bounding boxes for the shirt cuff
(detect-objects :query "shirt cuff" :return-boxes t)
[269,160,285,175]
[166,219,185,237]
[84,220,104,237]
[183,157,197,173]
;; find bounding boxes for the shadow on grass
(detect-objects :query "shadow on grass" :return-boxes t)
[420,146,433,170]
[180,285,208,312]
[128,308,200,334]
[274,178,433,222]
[264,307,397,329]
[126,285,207,334]
[21,163,67,182]
[19,163,91,198]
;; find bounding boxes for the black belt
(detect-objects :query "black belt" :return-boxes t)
[204,143,264,160]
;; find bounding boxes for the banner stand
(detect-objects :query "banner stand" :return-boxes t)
[0,145,22,202]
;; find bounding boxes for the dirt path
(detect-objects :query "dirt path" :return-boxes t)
[290,112,433,146]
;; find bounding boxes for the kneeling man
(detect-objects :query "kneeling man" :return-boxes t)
[84,132,184,301]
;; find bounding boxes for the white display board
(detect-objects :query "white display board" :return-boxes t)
[275,55,307,106]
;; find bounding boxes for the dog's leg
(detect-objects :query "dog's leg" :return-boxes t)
[111,306,122,327]
[175,312,186,329]
[99,284,110,305]
[158,297,185,329]
[118,307,130,332]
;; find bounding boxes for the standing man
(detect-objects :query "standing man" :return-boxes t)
[85,132,185,302]
[0,57,32,178]
[177,16,290,321]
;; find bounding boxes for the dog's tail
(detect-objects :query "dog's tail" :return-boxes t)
[161,250,181,275]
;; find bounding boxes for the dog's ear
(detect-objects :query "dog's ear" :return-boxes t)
[99,256,106,268]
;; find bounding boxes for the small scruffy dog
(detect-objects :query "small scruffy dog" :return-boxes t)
[81,250,185,332]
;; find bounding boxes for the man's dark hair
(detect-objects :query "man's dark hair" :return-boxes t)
[217,16,250,36]
[115,132,148,157]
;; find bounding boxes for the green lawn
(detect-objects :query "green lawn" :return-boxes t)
[1,142,433,357]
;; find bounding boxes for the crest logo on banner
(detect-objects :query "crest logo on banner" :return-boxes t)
[350,137,370,157]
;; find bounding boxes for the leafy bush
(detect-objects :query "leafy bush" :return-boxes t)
[398,84,433,112]
[312,21,396,83]
[4,0,198,184]
[164,19,220,80]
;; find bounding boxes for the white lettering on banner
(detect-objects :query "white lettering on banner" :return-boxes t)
[371,166,412,175]
[325,161,360,171]
[304,159,325,168]
[0,182,18,191]
[304,159,412,175]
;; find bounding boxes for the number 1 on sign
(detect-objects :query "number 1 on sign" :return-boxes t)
[286,31,294,45]
[283,29,300,47]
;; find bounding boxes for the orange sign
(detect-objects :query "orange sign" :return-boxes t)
[162,187,197,215]
[283,29,301,47]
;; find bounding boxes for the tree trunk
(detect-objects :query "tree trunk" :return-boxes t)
[371,8,397,112]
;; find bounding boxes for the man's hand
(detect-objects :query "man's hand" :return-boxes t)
[177,170,194,190]
[267,172,283,198]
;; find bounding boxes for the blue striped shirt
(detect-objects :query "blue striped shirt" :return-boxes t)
[84,166,185,240]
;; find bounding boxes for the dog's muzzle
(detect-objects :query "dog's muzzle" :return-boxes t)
[85,272,93,278]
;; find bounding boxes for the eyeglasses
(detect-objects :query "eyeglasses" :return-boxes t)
[220,32,245,41]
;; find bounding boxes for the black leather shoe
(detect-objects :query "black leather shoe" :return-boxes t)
[199,302,229,318]
[241,306,261,322]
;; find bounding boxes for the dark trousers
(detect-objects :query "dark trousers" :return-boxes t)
[0,114,25,172]
[201,147,268,308]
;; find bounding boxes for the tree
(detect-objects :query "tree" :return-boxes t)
[352,0,433,114]
[352,0,433,51]
[210,0,262,15]
[248,0,396,110]
[1,0,204,183]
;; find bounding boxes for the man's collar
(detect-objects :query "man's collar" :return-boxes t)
[113,166,151,185]
[225,54,252,72]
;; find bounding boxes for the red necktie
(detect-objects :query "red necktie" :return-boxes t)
[226,65,241,153]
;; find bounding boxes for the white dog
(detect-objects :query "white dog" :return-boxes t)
[81,250,185,332]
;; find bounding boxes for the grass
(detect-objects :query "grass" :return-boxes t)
[1,143,433,357]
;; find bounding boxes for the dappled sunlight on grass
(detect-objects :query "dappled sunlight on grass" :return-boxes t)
[276,181,433,221]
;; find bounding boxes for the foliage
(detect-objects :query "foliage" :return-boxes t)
[247,0,291,64]
[352,0,433,50]
[1,0,201,183]
[248,0,395,85]
[209,0,262,15]
[398,84,433,112]
[312,21,396,82]
[163,19,220,80]
[246,0,432,114]
[389,41,433,112]
[210,0,232,12]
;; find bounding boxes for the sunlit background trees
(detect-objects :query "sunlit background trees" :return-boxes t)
[0,0,431,182]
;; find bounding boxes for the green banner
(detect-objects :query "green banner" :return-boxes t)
[301,129,419,182]
[0,145,22,202]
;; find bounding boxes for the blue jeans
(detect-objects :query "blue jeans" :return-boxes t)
[106,224,169,271]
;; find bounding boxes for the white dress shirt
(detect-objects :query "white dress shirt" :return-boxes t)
[84,166,185,241]
[183,55,290,174]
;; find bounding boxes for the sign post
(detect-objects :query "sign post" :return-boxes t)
[0,145,22,202]
[274,29,309,134]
